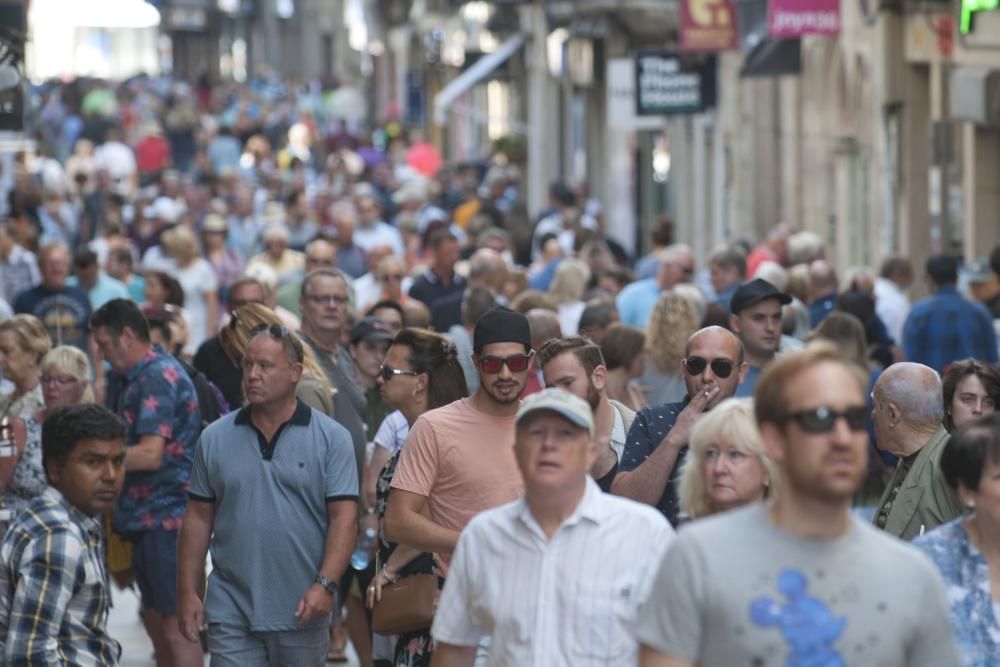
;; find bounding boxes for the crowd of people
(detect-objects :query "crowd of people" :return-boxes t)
[0,74,999,666]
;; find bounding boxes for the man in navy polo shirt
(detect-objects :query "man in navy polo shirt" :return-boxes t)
[177,323,358,666]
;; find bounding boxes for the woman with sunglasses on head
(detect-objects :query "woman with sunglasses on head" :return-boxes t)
[2,347,93,519]
[219,303,336,418]
[942,359,1000,433]
[366,328,469,667]
[914,413,1000,665]
[677,398,776,522]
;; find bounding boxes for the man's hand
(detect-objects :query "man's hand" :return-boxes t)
[177,590,206,643]
[660,385,720,449]
[295,583,335,627]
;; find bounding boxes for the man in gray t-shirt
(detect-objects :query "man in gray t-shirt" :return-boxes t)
[636,343,959,667]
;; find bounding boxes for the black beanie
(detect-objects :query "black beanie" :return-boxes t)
[473,306,532,354]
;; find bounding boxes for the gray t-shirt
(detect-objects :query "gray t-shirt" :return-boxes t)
[635,504,959,667]
[189,402,359,631]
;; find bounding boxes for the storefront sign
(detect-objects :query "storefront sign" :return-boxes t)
[961,0,1000,33]
[634,51,717,116]
[680,0,740,52]
[768,0,840,37]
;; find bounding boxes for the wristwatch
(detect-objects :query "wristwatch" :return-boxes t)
[315,575,337,596]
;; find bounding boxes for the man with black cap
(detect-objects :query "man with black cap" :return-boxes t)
[385,307,531,562]
[431,388,673,666]
[731,278,792,398]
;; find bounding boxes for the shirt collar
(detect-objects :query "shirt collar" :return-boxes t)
[41,487,103,537]
[516,477,607,538]
[234,399,312,427]
[123,345,162,382]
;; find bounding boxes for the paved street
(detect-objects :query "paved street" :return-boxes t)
[108,588,359,666]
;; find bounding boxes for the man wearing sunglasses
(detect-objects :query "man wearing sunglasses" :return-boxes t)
[730,278,792,398]
[871,362,962,540]
[386,307,530,564]
[178,324,358,665]
[612,326,747,524]
[636,343,959,667]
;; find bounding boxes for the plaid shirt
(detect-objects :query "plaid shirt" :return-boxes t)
[0,487,121,666]
[902,287,999,374]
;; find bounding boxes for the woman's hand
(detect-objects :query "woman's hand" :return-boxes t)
[366,564,398,609]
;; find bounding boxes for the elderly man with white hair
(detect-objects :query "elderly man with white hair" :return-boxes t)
[871,362,963,540]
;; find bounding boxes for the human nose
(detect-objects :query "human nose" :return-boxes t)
[830,415,854,444]
[712,455,730,475]
[497,360,513,379]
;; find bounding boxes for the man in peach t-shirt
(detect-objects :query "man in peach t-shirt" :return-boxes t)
[385,307,531,562]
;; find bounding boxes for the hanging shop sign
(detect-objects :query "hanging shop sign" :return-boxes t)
[634,51,717,115]
[768,0,840,37]
[680,0,740,52]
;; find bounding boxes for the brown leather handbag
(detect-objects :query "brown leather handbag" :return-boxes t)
[371,551,438,635]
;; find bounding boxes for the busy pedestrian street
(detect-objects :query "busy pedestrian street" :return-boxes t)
[1,1,1000,666]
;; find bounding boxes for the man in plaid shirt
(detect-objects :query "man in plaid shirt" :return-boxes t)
[0,403,127,665]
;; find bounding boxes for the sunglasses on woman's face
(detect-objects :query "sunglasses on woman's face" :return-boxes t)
[683,356,735,379]
[780,406,868,434]
[379,365,420,382]
[477,354,532,374]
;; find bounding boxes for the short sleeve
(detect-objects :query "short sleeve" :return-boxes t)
[325,420,359,501]
[389,415,439,496]
[633,533,705,661]
[132,372,178,440]
[187,436,215,501]
[374,411,409,456]
[619,410,654,472]
[633,514,676,607]
[431,525,486,646]
[906,557,960,667]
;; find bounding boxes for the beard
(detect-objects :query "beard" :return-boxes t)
[586,380,601,411]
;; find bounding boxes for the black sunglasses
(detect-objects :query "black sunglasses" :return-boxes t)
[780,406,868,434]
[250,323,304,363]
[683,356,734,379]
[380,365,420,382]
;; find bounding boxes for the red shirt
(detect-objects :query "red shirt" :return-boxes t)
[135,136,170,173]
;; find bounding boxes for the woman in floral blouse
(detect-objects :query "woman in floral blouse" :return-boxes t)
[914,412,1000,666]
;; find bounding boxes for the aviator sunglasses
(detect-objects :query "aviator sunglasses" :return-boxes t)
[477,354,532,374]
[683,356,735,379]
[779,406,868,434]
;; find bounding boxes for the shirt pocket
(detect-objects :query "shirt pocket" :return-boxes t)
[569,578,637,662]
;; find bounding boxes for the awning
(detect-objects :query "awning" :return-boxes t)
[433,33,527,125]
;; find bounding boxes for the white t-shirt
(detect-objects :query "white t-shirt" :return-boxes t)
[175,259,219,354]
[373,410,410,456]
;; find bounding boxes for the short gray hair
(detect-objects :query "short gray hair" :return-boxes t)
[876,362,944,427]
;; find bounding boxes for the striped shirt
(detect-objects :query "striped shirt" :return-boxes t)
[0,487,121,666]
[432,478,674,667]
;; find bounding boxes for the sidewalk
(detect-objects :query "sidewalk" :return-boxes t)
[108,588,359,666]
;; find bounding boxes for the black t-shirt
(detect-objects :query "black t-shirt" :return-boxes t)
[13,285,91,351]
[193,336,243,410]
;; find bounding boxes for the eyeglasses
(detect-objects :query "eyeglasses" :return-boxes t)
[380,365,420,382]
[683,356,735,379]
[305,293,349,306]
[478,354,532,374]
[249,323,304,363]
[41,375,79,387]
[380,274,404,282]
[779,406,868,434]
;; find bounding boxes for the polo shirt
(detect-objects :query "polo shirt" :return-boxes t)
[615,278,661,329]
[408,269,467,312]
[188,401,358,631]
[432,478,674,666]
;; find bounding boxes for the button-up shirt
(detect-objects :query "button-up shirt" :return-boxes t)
[432,478,674,667]
[0,487,121,666]
[903,286,999,374]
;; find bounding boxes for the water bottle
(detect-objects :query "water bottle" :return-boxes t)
[350,527,377,570]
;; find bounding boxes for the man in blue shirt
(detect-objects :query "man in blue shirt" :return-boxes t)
[617,244,695,329]
[808,259,839,328]
[903,255,999,373]
[611,326,747,524]
[67,247,129,309]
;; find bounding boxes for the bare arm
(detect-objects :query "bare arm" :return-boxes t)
[125,434,166,471]
[177,499,215,642]
[589,433,617,480]
[639,645,696,667]
[364,445,391,510]
[385,489,461,555]
[203,290,219,342]
[430,642,477,667]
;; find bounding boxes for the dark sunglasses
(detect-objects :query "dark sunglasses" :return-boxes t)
[380,365,420,382]
[478,354,532,374]
[683,356,734,379]
[780,406,868,434]
[250,323,304,363]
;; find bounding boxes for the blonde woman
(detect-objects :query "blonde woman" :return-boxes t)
[678,398,775,520]
[218,302,336,418]
[4,347,93,514]
[161,224,219,353]
[548,258,592,334]
[0,315,51,420]
[642,285,706,405]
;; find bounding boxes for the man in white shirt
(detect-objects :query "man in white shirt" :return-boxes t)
[873,256,913,344]
[431,388,674,667]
